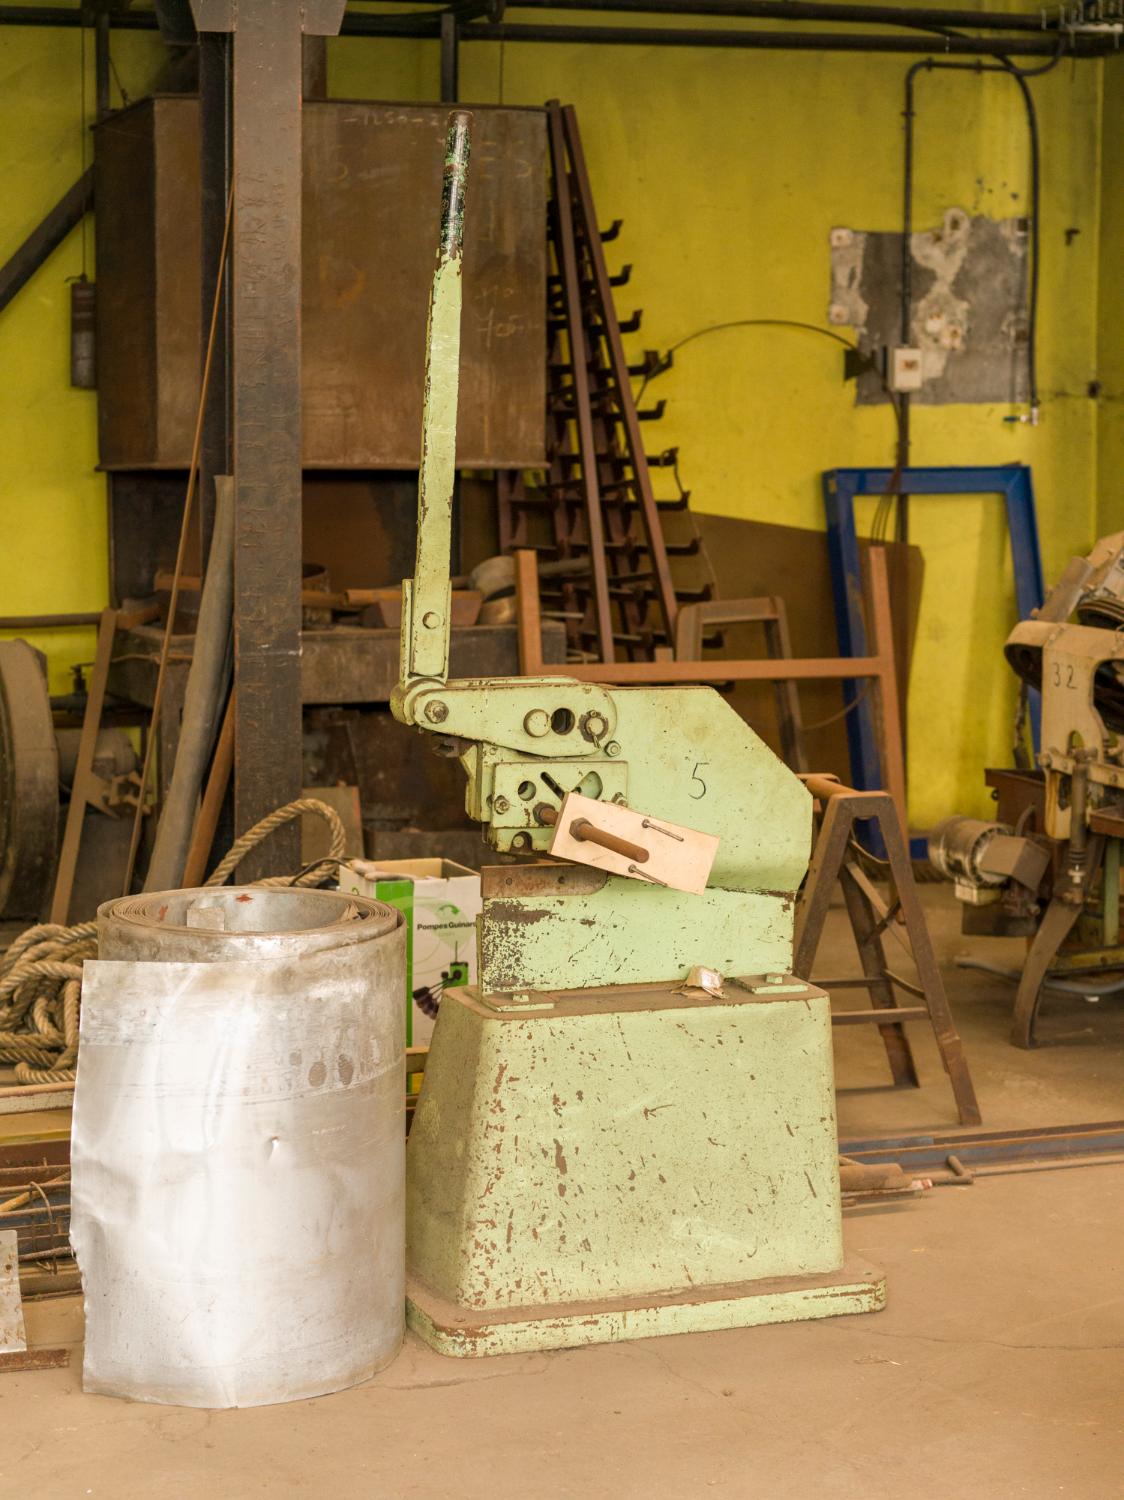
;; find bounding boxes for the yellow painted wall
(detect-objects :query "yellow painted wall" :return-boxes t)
[0,25,165,692]
[3,16,1113,825]
[1098,72,1124,538]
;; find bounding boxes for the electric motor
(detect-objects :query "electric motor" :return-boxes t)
[928,816,1012,896]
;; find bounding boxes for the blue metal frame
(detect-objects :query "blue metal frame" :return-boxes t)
[823,464,1045,853]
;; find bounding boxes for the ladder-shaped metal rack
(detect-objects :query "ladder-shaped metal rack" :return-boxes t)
[499,101,715,664]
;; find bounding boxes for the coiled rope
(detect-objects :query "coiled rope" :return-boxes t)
[0,798,347,1086]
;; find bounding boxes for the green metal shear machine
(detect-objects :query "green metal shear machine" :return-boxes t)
[393,112,884,1356]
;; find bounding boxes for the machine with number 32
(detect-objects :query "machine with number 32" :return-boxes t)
[933,528,1124,1047]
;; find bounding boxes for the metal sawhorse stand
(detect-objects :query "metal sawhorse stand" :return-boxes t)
[795,776,980,1127]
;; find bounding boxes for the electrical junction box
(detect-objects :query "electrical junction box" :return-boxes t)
[339,858,482,1045]
[890,345,924,393]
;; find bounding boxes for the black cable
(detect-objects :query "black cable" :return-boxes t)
[997,53,1052,420]
[902,43,1061,431]
[634,317,907,543]
[636,317,903,434]
[635,317,856,403]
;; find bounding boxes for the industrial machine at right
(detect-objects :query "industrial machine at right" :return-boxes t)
[930,530,1124,1047]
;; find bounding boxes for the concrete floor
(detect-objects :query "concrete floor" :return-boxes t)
[832,884,1124,1139]
[2,886,1122,1500]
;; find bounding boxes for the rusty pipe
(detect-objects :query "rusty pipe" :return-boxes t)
[800,773,857,801]
[0,612,100,630]
[538,805,649,863]
[572,818,649,863]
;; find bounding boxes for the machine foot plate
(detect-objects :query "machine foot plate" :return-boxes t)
[406,1256,886,1357]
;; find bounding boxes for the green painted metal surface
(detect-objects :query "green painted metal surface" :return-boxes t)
[394,112,883,1356]
[408,984,845,1311]
[407,1256,887,1357]
[400,111,470,689]
[479,879,793,992]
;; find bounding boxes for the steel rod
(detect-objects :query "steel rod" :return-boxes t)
[463,22,1094,54]
[0,7,1111,57]
[476,0,1059,30]
[0,613,99,630]
[571,817,650,863]
[440,9,459,99]
[144,477,234,893]
[198,28,233,571]
[831,1006,929,1024]
[0,169,93,316]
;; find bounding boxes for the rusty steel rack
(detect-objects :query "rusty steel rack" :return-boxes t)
[499,101,715,664]
[0,1160,72,1280]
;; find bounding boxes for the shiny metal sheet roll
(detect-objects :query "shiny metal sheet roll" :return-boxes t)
[71,887,405,1408]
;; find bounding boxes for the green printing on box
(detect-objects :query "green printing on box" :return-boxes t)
[340,858,482,1045]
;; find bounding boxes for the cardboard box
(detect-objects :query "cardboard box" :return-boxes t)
[339,858,482,1045]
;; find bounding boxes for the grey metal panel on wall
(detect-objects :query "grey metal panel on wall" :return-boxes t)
[830,207,1029,405]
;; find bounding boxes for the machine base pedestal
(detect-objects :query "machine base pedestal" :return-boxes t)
[406,1256,886,1357]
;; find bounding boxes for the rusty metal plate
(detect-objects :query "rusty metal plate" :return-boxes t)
[481,861,607,901]
[0,1231,26,1355]
[95,98,547,470]
[0,641,59,920]
[0,1348,70,1372]
[831,210,1030,406]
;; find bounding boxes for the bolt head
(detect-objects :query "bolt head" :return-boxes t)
[605,740,621,757]
[424,699,449,724]
[493,795,511,814]
[580,710,609,742]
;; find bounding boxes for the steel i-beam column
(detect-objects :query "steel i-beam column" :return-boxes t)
[198,27,232,570]
[190,0,345,878]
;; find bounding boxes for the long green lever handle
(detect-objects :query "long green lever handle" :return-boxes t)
[400,110,473,691]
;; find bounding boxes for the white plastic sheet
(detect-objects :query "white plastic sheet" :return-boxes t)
[71,926,405,1408]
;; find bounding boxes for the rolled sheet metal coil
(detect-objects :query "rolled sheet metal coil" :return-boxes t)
[99,885,395,961]
[71,886,406,1408]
